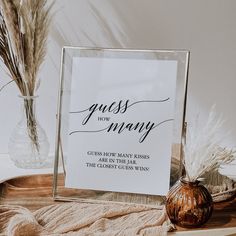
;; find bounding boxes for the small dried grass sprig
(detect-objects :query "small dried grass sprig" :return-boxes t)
[183,106,236,182]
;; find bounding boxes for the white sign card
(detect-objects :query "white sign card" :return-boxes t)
[64,52,180,196]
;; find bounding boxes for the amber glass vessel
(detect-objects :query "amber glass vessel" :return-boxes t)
[166,178,213,228]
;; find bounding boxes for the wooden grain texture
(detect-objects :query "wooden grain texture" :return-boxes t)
[0,174,236,232]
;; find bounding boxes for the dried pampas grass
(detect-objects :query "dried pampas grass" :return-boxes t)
[0,0,53,96]
[0,0,53,150]
[183,106,236,182]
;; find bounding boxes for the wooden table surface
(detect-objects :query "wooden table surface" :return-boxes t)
[0,174,236,235]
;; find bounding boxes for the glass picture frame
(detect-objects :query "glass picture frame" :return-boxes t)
[53,47,189,207]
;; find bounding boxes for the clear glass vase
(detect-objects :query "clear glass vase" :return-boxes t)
[8,95,50,169]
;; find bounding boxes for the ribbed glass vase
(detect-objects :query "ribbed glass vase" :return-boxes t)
[8,95,50,169]
[166,177,213,228]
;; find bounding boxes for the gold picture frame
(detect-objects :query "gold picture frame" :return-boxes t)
[53,47,189,207]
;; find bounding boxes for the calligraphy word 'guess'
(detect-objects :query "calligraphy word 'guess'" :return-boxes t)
[81,100,129,125]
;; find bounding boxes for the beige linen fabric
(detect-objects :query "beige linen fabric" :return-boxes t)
[0,168,234,235]
[0,203,171,236]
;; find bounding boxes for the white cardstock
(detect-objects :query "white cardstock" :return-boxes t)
[65,57,178,196]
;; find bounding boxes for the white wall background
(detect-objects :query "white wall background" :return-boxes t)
[0,0,236,154]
